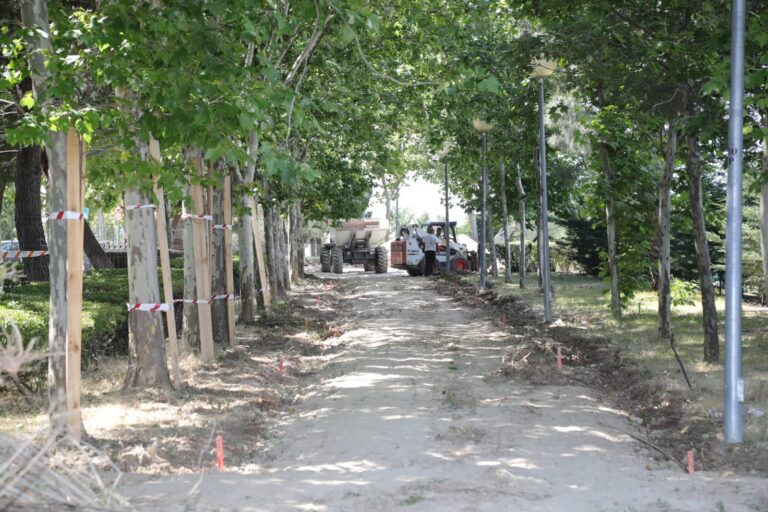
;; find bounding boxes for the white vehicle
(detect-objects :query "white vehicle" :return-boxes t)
[390,221,476,276]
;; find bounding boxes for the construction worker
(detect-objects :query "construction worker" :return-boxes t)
[422,226,440,277]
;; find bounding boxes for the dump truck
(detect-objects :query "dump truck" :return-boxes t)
[320,219,389,274]
[390,221,476,276]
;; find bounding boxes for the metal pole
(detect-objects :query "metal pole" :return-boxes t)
[395,194,400,237]
[480,132,488,288]
[538,77,553,323]
[724,0,746,444]
[444,159,451,275]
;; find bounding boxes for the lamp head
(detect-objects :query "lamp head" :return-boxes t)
[530,58,558,79]
[472,117,494,133]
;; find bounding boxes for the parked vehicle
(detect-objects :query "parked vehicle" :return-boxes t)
[321,219,389,274]
[390,221,476,276]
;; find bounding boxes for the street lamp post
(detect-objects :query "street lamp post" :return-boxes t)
[531,59,556,323]
[724,0,746,444]
[473,118,493,288]
[444,159,451,275]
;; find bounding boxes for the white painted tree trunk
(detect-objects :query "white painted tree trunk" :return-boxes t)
[181,188,200,351]
[124,141,171,388]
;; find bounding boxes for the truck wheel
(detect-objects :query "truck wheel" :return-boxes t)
[320,247,332,272]
[332,247,343,274]
[452,257,469,272]
[374,246,388,273]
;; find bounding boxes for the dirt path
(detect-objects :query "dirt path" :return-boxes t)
[121,270,768,511]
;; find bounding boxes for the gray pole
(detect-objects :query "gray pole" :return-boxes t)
[538,78,553,323]
[395,194,400,237]
[480,132,488,288]
[444,159,451,275]
[724,0,746,444]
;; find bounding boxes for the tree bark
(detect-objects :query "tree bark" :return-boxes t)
[181,183,200,351]
[289,200,304,283]
[20,0,68,432]
[685,133,719,363]
[516,173,526,289]
[658,127,677,338]
[14,145,49,281]
[83,219,114,270]
[487,195,498,278]
[599,143,622,319]
[468,212,478,241]
[237,195,256,322]
[210,179,228,345]
[124,141,171,388]
[499,162,512,284]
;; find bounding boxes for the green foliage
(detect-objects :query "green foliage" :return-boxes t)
[670,278,698,308]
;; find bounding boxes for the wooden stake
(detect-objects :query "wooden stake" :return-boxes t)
[223,175,236,346]
[250,197,271,307]
[191,157,214,362]
[65,127,85,441]
[149,138,181,387]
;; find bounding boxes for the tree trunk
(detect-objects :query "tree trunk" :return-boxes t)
[290,200,304,283]
[210,180,228,345]
[468,212,478,241]
[499,162,512,284]
[599,143,622,319]
[124,141,171,388]
[686,133,719,363]
[264,198,290,300]
[535,150,543,291]
[14,145,49,282]
[181,185,200,351]
[83,219,114,269]
[658,127,677,338]
[487,196,498,278]
[237,194,256,322]
[516,173,526,289]
[20,0,68,432]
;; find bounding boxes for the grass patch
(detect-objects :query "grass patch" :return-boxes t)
[476,272,768,451]
[1,267,184,360]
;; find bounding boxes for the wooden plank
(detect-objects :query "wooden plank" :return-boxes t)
[191,157,214,362]
[149,138,181,387]
[65,126,85,441]
[223,175,236,346]
[250,196,270,307]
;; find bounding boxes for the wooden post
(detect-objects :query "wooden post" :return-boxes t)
[149,138,181,387]
[65,127,85,441]
[250,197,271,307]
[191,157,215,361]
[223,176,236,346]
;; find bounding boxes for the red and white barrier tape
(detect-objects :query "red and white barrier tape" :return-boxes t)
[181,213,213,221]
[127,294,235,311]
[48,211,84,220]
[213,224,232,231]
[127,303,173,312]
[124,203,157,211]
[1,250,49,259]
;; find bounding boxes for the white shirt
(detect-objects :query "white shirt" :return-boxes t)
[422,233,440,252]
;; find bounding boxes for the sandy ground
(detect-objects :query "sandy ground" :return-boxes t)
[118,269,768,512]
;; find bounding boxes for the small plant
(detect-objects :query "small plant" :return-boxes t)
[670,278,697,308]
[399,495,424,506]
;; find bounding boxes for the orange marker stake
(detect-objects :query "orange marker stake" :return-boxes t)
[556,347,563,370]
[687,450,695,474]
[279,359,285,374]
[500,311,508,329]
[304,317,309,329]
[216,434,224,471]
[316,295,321,307]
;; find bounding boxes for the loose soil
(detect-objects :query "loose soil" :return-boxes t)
[113,268,767,511]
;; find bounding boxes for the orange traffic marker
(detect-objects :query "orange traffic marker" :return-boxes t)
[556,347,563,370]
[687,450,695,474]
[216,434,224,471]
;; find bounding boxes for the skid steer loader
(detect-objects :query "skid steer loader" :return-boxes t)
[390,221,476,276]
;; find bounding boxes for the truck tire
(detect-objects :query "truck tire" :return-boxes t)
[320,247,332,272]
[452,257,470,272]
[332,247,343,274]
[374,246,388,273]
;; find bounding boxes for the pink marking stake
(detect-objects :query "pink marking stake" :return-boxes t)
[687,450,695,474]
[279,359,285,375]
[500,311,508,329]
[304,317,309,329]
[216,434,224,471]
[556,347,563,370]
[316,295,322,307]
